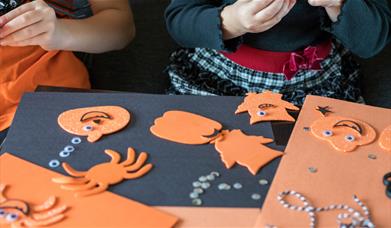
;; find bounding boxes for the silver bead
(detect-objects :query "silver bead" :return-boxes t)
[206,175,215,181]
[48,159,60,168]
[251,193,261,200]
[189,192,199,199]
[210,171,220,177]
[192,198,203,206]
[71,137,82,145]
[201,182,211,189]
[233,183,243,189]
[218,183,231,190]
[64,145,75,153]
[259,179,269,185]
[59,151,71,158]
[198,176,208,182]
[193,188,204,194]
[192,181,202,188]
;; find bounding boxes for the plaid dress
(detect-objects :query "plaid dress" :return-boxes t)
[167,41,364,106]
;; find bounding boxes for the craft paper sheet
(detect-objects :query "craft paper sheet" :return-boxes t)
[256,95,391,227]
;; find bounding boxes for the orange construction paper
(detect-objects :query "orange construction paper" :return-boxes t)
[256,95,391,228]
[311,115,377,152]
[0,184,67,228]
[52,148,153,197]
[235,91,299,124]
[0,153,178,228]
[150,110,223,144]
[379,125,391,151]
[213,130,284,175]
[58,106,131,143]
[0,46,90,132]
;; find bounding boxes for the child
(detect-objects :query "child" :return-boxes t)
[165,0,391,104]
[0,0,135,142]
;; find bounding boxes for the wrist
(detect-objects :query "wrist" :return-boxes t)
[221,5,245,40]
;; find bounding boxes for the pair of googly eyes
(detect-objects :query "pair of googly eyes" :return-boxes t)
[0,209,19,222]
[322,130,356,142]
[257,110,267,117]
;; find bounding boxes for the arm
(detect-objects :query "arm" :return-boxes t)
[0,0,135,53]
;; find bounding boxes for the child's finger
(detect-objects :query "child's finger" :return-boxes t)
[256,0,293,30]
[0,10,43,38]
[0,21,47,45]
[0,1,36,25]
[0,31,47,47]
[254,0,285,22]
[248,0,275,14]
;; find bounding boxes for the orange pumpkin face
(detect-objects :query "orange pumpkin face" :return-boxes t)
[236,91,299,124]
[58,106,131,143]
[150,111,223,145]
[311,116,376,152]
[379,125,391,151]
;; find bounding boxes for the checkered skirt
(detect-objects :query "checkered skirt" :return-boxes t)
[166,42,363,105]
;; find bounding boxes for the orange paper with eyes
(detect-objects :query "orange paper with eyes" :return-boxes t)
[236,91,299,124]
[58,106,130,143]
[379,125,391,151]
[311,116,377,152]
[52,148,153,197]
[151,111,283,175]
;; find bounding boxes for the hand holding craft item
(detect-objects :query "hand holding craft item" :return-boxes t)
[52,147,153,197]
[379,125,391,151]
[235,91,299,124]
[0,184,67,227]
[151,111,283,175]
[58,106,131,143]
[311,108,376,152]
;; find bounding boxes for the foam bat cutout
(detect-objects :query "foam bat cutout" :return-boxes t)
[311,115,376,152]
[235,91,299,124]
[58,106,131,143]
[151,111,283,175]
[379,125,391,152]
[0,184,67,228]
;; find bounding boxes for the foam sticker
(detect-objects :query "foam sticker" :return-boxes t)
[379,125,391,152]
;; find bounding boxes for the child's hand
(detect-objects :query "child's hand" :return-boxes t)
[308,0,344,22]
[221,0,296,40]
[0,0,63,50]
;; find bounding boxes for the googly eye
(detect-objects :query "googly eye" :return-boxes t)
[59,151,71,158]
[322,130,333,137]
[71,137,82,145]
[6,213,18,222]
[345,135,356,142]
[257,110,267,117]
[0,209,6,217]
[64,145,75,153]
[83,125,93,132]
[49,159,60,168]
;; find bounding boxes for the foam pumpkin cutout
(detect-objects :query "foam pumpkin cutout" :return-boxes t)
[52,148,153,197]
[150,111,283,175]
[58,106,130,143]
[379,125,391,151]
[311,116,376,152]
[0,184,67,228]
[235,91,299,124]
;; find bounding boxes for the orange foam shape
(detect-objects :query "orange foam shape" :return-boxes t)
[379,125,391,151]
[150,111,223,144]
[58,106,130,143]
[236,91,299,124]
[311,116,377,152]
[213,130,283,175]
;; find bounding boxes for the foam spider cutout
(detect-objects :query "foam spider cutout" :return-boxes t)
[52,148,153,197]
[379,125,391,152]
[58,106,131,143]
[0,184,67,228]
[235,91,299,124]
[310,107,376,152]
[150,111,283,175]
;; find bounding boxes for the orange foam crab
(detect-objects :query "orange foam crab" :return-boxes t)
[311,108,377,152]
[235,91,299,124]
[0,184,67,228]
[379,125,391,151]
[151,111,283,175]
[52,148,153,197]
[58,106,131,143]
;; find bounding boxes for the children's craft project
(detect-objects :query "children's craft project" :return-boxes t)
[235,91,299,124]
[52,147,153,197]
[379,125,391,151]
[0,184,67,228]
[151,111,283,175]
[311,111,376,152]
[58,106,130,143]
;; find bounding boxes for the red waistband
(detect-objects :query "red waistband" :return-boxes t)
[221,40,332,80]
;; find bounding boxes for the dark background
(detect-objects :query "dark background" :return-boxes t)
[90,0,391,108]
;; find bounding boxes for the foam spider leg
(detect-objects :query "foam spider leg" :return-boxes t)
[61,181,97,191]
[124,164,153,179]
[125,152,148,172]
[31,196,56,212]
[75,183,108,198]
[52,176,89,184]
[62,163,87,177]
[32,205,67,220]
[120,147,136,166]
[23,214,66,227]
[105,149,121,163]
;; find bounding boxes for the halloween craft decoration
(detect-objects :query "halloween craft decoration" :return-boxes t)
[379,125,391,152]
[311,110,376,152]
[277,190,374,228]
[52,147,153,197]
[235,91,299,124]
[151,111,283,175]
[58,106,130,143]
[0,184,67,228]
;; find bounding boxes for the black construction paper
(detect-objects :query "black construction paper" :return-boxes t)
[0,92,285,208]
